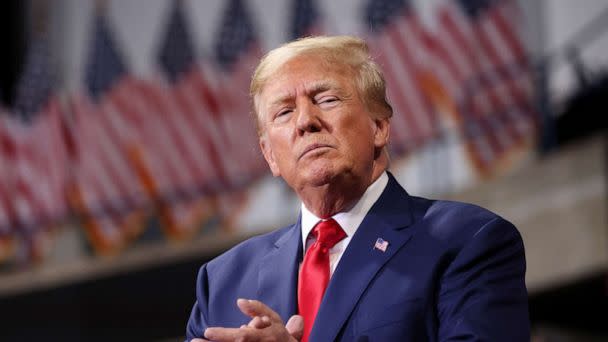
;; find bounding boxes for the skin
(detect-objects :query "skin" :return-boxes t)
[196,53,390,341]
[192,299,303,342]
[258,54,390,218]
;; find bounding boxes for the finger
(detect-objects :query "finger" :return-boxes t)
[237,298,282,322]
[285,315,304,341]
[204,327,246,341]
[247,316,262,328]
[190,339,211,342]
[248,315,272,329]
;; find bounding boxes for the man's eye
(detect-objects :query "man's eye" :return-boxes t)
[319,97,336,103]
[317,97,339,107]
[275,109,292,119]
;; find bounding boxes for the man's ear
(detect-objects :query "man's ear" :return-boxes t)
[259,136,281,177]
[373,116,390,149]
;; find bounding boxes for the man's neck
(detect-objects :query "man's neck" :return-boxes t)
[297,165,387,218]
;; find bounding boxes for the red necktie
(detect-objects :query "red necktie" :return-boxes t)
[298,218,346,342]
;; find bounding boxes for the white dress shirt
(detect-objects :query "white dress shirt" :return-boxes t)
[300,172,389,276]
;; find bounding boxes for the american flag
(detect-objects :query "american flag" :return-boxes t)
[365,0,441,156]
[204,0,270,231]
[0,113,17,262]
[291,0,324,39]
[143,0,224,239]
[214,0,266,188]
[9,36,68,262]
[365,0,537,175]
[13,38,67,227]
[435,0,537,176]
[69,12,148,254]
[157,0,229,193]
[374,237,389,252]
[215,0,258,72]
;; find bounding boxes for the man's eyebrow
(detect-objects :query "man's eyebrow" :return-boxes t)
[307,80,336,93]
[267,80,343,107]
[269,93,294,107]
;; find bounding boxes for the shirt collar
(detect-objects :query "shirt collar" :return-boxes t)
[301,171,389,249]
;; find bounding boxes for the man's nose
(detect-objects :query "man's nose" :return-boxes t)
[295,101,322,134]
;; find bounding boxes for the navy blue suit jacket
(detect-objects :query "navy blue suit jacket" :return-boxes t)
[185,174,529,341]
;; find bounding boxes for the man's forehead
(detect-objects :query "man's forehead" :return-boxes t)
[254,54,355,117]
[266,79,342,103]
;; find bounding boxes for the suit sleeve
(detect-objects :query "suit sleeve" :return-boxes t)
[185,264,211,342]
[437,217,530,341]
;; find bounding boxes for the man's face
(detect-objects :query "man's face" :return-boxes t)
[257,54,390,192]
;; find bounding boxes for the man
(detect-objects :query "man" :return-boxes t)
[186,36,529,341]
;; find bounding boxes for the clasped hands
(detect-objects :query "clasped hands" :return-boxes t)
[192,298,303,342]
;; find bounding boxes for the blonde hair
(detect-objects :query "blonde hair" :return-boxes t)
[250,35,393,134]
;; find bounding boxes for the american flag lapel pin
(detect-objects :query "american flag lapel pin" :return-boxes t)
[374,238,389,252]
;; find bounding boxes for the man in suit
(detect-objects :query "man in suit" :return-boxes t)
[186,35,529,341]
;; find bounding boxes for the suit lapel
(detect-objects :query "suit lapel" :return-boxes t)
[257,220,303,322]
[310,174,416,341]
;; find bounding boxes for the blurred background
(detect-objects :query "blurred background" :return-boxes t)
[0,0,606,341]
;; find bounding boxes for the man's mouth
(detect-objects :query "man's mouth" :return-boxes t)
[299,143,332,159]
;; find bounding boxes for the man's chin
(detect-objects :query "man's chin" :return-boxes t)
[300,166,343,188]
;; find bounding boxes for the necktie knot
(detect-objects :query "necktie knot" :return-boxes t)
[312,218,346,249]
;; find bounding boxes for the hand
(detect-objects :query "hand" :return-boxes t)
[191,298,303,342]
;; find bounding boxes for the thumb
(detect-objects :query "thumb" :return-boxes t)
[285,315,304,341]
